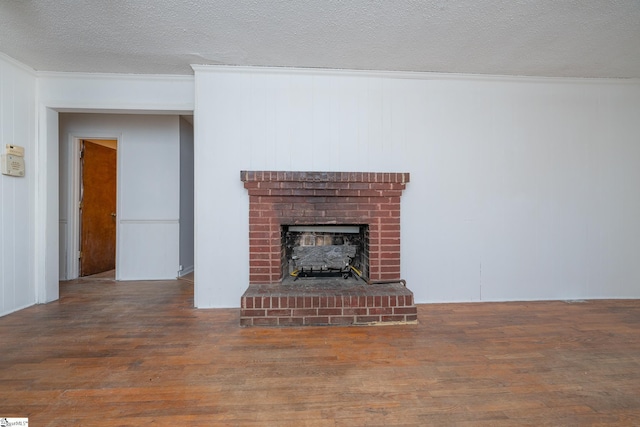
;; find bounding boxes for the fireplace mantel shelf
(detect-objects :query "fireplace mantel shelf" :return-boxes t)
[241,170,410,184]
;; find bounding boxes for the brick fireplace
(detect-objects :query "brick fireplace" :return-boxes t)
[240,171,416,326]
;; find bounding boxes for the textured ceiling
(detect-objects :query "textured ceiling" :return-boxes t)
[1,0,639,78]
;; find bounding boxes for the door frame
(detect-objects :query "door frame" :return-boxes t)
[66,134,121,280]
[36,72,194,304]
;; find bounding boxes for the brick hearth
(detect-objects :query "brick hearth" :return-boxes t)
[241,281,417,327]
[240,171,415,326]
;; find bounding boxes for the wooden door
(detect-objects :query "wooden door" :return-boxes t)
[80,140,117,277]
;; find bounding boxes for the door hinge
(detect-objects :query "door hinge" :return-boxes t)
[78,251,82,259]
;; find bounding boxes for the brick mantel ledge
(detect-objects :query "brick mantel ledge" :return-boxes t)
[241,171,410,184]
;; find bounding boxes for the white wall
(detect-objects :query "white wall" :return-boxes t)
[179,117,195,275]
[59,113,182,280]
[3,58,639,314]
[0,54,37,316]
[38,72,194,113]
[194,66,640,307]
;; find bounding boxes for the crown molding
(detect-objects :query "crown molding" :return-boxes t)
[36,70,194,83]
[191,64,640,86]
[0,52,37,76]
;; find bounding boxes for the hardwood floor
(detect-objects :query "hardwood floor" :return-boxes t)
[1,278,640,426]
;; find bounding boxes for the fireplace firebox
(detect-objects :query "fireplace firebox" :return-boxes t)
[240,171,416,326]
[284,225,367,281]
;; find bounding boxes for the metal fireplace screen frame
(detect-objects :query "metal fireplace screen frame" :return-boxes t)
[282,225,369,280]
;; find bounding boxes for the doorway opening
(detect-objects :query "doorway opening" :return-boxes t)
[79,139,117,278]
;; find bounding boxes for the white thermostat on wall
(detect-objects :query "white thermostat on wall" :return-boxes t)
[2,144,25,177]
[6,144,25,156]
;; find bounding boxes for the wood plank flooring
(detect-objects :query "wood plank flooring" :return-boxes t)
[1,278,640,426]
